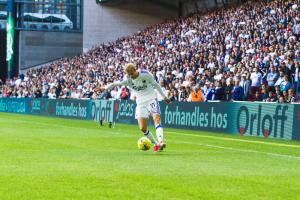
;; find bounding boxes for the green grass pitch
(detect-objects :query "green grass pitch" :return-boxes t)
[0,112,300,200]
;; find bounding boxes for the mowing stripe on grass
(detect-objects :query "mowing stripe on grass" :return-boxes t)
[2,115,299,149]
[1,114,299,159]
[167,131,300,148]
[174,141,300,160]
[107,129,300,160]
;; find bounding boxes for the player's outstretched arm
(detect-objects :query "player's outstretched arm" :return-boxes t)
[95,80,129,93]
[94,86,106,93]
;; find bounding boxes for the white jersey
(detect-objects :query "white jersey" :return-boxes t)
[106,70,166,105]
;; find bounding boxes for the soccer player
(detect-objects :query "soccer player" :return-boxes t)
[96,63,171,152]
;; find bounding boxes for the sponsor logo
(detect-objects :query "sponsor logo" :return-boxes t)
[31,99,41,111]
[115,100,135,120]
[56,102,87,118]
[237,105,288,138]
[164,106,227,129]
[0,99,26,113]
[91,100,113,122]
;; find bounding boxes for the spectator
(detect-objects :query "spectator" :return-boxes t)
[111,87,119,99]
[48,88,56,99]
[205,83,216,101]
[241,73,251,101]
[214,81,224,101]
[264,91,277,102]
[0,0,298,105]
[280,75,291,92]
[120,86,130,100]
[278,95,286,103]
[202,81,211,99]
[275,86,281,100]
[266,66,278,92]
[169,90,179,102]
[252,91,263,102]
[293,62,299,98]
[232,80,244,101]
[55,84,62,98]
[178,87,189,102]
[187,86,205,102]
[259,84,268,101]
[99,90,112,100]
[287,89,295,103]
[71,88,82,99]
[224,81,233,101]
[282,91,289,102]
[250,67,262,94]
[275,71,285,87]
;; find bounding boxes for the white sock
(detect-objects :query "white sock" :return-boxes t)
[143,130,157,145]
[155,124,164,143]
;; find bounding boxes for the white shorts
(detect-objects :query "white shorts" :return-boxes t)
[135,98,161,119]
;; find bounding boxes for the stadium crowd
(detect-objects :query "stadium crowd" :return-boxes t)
[1,0,299,103]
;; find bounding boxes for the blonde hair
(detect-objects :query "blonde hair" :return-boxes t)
[125,63,136,71]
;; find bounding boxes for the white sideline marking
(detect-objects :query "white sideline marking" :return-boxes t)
[167,131,300,148]
[174,141,300,160]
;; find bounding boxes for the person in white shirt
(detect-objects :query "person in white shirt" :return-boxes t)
[275,71,285,87]
[97,63,171,152]
[156,80,169,101]
[48,88,56,99]
[110,87,119,99]
[72,89,81,99]
[250,67,262,93]
[214,70,223,81]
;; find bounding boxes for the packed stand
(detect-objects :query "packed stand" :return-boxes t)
[1,0,299,103]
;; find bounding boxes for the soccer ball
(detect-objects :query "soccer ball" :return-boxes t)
[137,137,151,151]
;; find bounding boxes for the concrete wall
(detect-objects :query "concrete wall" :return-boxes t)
[83,0,178,52]
[19,31,83,70]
